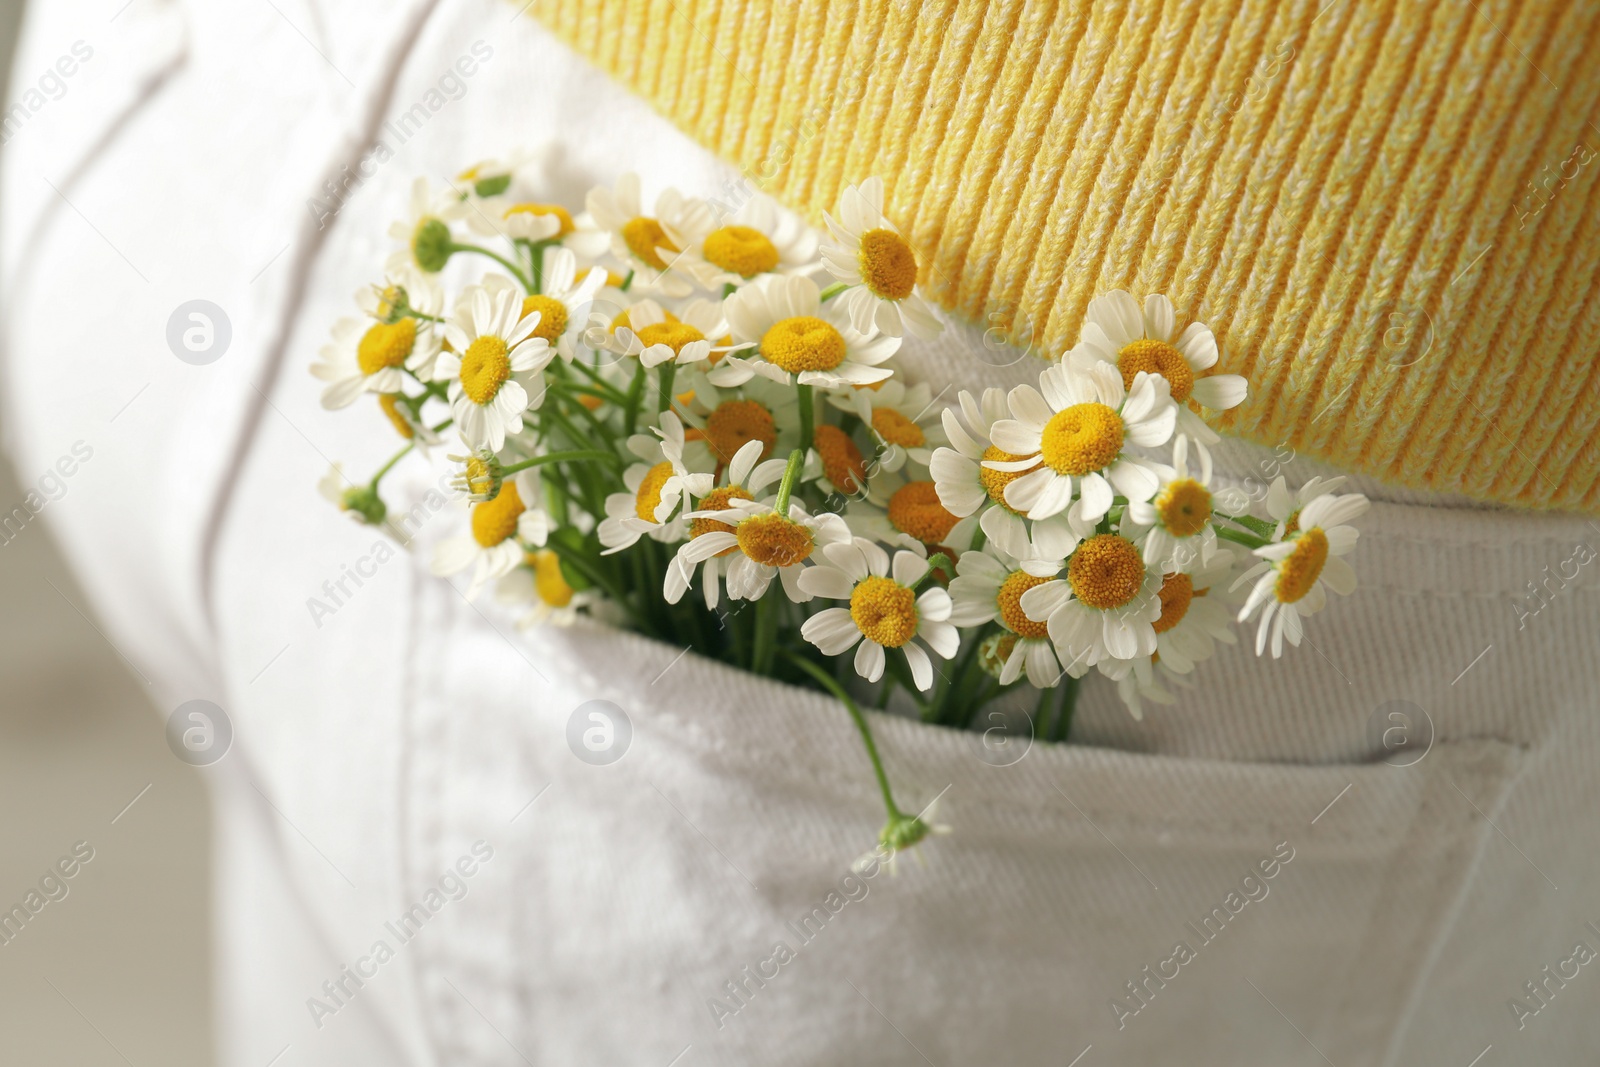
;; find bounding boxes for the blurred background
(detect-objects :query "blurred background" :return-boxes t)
[0,2,213,1062]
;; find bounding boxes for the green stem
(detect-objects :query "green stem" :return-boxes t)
[657,363,677,418]
[1033,684,1055,740]
[1217,512,1277,538]
[448,242,533,292]
[751,594,779,674]
[498,449,618,476]
[1052,675,1081,742]
[624,363,647,435]
[1215,525,1271,550]
[819,281,850,302]
[774,449,805,516]
[786,652,904,822]
[797,383,815,456]
[620,269,635,292]
[368,441,415,489]
[530,241,546,293]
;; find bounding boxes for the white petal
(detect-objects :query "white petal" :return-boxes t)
[902,642,934,691]
[1190,373,1247,411]
[855,639,886,683]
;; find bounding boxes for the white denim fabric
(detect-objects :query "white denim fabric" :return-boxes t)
[5,2,1599,1065]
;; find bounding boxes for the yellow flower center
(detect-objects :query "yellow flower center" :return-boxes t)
[1117,338,1194,402]
[735,512,815,567]
[459,335,511,405]
[1155,478,1212,537]
[1068,534,1145,610]
[850,575,919,648]
[357,319,417,376]
[621,216,678,271]
[814,424,866,493]
[1040,402,1124,476]
[759,316,847,374]
[689,486,755,553]
[703,225,780,277]
[634,461,676,522]
[462,456,495,499]
[857,228,917,300]
[637,321,706,356]
[979,445,1043,511]
[505,202,575,236]
[519,295,568,344]
[1283,509,1302,537]
[704,400,776,467]
[530,549,575,607]
[886,481,958,545]
[1275,528,1328,604]
[997,570,1051,639]
[1152,572,1194,633]
[471,481,525,547]
[378,394,414,439]
[373,285,403,320]
[872,408,925,448]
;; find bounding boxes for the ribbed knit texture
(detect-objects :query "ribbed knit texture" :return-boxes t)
[529,0,1600,512]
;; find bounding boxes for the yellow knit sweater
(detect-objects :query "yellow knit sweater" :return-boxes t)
[529,0,1600,512]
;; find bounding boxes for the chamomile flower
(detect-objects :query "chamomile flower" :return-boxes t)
[598,412,712,553]
[1123,435,1247,570]
[455,150,534,198]
[663,439,790,609]
[434,284,556,451]
[357,266,443,325]
[947,510,1081,688]
[667,193,819,289]
[1069,291,1247,444]
[677,377,801,474]
[465,197,574,242]
[819,177,942,340]
[311,314,442,410]
[431,473,552,599]
[1150,551,1239,675]
[601,297,729,369]
[928,387,1023,519]
[844,470,977,556]
[671,499,851,603]
[1262,475,1349,539]
[485,249,607,363]
[1234,491,1369,658]
[1017,532,1164,673]
[386,177,468,274]
[798,541,958,690]
[833,379,944,473]
[583,173,712,297]
[986,361,1176,522]
[497,549,600,628]
[712,274,900,389]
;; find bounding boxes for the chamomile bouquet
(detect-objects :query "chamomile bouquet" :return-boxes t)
[313,160,1370,855]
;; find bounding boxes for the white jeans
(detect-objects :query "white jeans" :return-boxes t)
[5,1,1597,1063]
